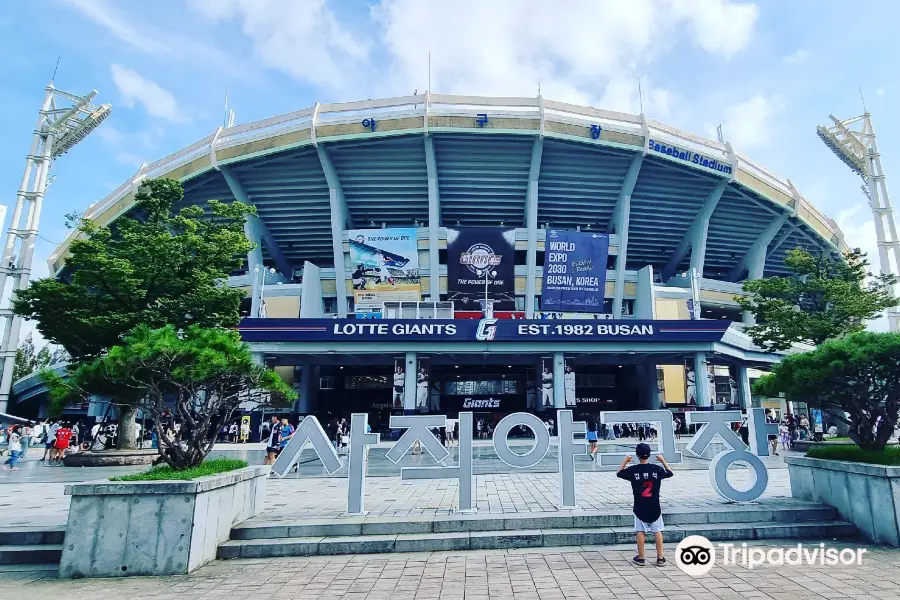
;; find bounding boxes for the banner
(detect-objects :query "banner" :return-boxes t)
[415,357,430,412]
[349,228,420,310]
[240,318,732,344]
[446,227,516,311]
[392,357,405,409]
[564,360,576,407]
[541,230,609,312]
[540,357,554,409]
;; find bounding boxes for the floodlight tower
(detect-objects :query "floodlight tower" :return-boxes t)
[0,83,111,413]
[817,112,900,331]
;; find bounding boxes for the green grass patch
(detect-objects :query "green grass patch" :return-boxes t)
[807,445,900,466]
[110,458,248,481]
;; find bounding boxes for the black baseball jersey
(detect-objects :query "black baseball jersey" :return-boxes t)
[617,463,674,523]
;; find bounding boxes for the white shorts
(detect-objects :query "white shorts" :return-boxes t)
[634,515,664,533]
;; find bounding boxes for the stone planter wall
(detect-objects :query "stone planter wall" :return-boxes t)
[59,465,269,578]
[786,456,900,546]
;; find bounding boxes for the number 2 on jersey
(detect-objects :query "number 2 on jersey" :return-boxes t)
[641,481,653,498]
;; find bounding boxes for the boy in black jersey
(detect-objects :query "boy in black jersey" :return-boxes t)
[616,442,674,567]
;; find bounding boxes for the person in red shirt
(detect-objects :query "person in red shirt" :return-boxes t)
[52,422,73,466]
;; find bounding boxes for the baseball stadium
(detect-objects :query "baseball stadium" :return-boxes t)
[32,93,845,435]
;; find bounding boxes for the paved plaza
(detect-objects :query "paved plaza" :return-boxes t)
[0,540,894,599]
[0,438,789,527]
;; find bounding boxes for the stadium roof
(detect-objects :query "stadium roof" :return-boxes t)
[49,93,846,281]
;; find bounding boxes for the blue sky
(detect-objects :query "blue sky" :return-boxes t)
[0,0,896,330]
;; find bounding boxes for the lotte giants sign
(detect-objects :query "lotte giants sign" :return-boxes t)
[271,409,777,514]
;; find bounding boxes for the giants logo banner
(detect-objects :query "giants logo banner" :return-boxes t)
[446,227,516,311]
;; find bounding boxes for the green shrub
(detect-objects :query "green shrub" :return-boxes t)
[807,445,900,466]
[110,458,248,481]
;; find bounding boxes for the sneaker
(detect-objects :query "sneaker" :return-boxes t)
[656,557,667,567]
[1,466,7,471]
[10,467,19,471]
[632,556,646,567]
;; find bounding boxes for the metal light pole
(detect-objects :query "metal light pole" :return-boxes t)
[817,112,900,331]
[255,266,276,318]
[0,83,111,413]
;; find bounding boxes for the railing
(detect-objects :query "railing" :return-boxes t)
[49,93,845,268]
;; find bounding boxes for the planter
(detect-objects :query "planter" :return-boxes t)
[63,449,159,467]
[59,465,269,578]
[786,456,900,546]
[791,439,898,453]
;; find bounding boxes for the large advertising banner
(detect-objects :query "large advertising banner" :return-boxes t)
[447,227,516,311]
[392,357,405,409]
[541,229,609,313]
[415,357,430,413]
[540,357,554,410]
[349,228,420,310]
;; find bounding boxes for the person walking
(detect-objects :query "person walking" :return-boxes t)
[779,421,791,451]
[2,426,23,470]
[240,419,250,443]
[41,420,59,462]
[585,415,599,461]
[263,415,283,465]
[20,423,33,458]
[52,422,73,466]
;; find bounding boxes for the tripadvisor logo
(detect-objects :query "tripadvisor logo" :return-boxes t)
[675,535,867,576]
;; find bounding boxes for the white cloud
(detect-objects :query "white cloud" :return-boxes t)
[878,87,886,97]
[110,65,187,123]
[188,0,369,91]
[782,49,809,64]
[837,203,891,332]
[115,152,149,169]
[714,93,784,150]
[667,0,759,57]
[60,0,169,55]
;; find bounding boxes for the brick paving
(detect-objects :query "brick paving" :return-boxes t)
[0,540,894,599]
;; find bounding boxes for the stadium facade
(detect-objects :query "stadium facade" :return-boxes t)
[45,94,846,432]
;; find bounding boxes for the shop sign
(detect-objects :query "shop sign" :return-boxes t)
[271,408,776,514]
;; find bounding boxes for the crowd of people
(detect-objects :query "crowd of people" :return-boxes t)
[1,420,80,469]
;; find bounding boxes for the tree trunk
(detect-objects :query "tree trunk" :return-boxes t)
[117,404,139,450]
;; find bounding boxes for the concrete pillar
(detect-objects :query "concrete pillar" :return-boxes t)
[693,352,710,408]
[403,351,417,412]
[243,221,263,319]
[553,351,565,409]
[318,145,350,317]
[737,364,752,410]
[425,136,441,300]
[611,154,643,318]
[634,265,656,319]
[294,361,315,414]
[642,363,660,410]
[525,138,543,318]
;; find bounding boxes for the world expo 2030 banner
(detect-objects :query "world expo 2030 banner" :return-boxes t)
[541,229,609,313]
[349,228,420,310]
[446,227,516,311]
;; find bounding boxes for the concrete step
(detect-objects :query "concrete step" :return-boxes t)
[0,544,63,566]
[0,527,65,546]
[231,504,841,540]
[218,520,857,559]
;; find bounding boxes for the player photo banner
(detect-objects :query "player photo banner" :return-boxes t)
[446,227,516,311]
[540,357,555,410]
[349,228,420,310]
[541,229,609,312]
[392,357,406,409]
[415,357,430,413]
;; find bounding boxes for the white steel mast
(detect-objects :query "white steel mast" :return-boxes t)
[0,83,110,413]
[817,112,900,331]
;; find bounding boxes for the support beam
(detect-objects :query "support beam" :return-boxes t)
[610,154,644,318]
[728,212,790,282]
[220,167,292,278]
[317,145,352,317]
[525,138,544,318]
[424,136,441,301]
[553,351,565,409]
[769,223,798,257]
[403,351,417,413]
[737,364,752,410]
[693,352,710,408]
[660,179,728,282]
